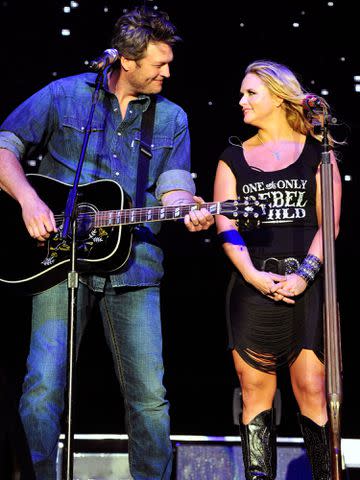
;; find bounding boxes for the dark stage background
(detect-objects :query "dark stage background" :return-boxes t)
[1,0,359,442]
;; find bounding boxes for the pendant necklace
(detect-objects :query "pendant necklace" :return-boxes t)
[256,133,282,160]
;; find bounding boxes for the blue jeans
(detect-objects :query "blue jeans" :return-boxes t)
[19,280,172,479]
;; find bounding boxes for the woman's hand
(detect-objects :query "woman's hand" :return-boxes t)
[271,273,307,298]
[247,270,296,304]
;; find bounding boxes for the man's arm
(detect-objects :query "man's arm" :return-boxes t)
[161,189,214,232]
[0,148,56,240]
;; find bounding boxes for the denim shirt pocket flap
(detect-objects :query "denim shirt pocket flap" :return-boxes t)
[63,116,105,133]
[133,131,174,151]
[151,135,174,150]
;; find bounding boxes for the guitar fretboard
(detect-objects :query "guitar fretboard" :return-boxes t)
[93,202,221,227]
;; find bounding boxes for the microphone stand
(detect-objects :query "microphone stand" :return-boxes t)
[319,113,343,479]
[61,68,105,480]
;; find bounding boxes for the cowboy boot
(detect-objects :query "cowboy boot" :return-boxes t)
[298,413,331,480]
[240,408,277,479]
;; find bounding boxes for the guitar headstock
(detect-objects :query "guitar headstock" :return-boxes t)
[219,198,267,230]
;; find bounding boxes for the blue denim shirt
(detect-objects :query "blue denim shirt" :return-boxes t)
[0,70,195,290]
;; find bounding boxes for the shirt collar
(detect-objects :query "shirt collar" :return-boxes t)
[86,66,152,112]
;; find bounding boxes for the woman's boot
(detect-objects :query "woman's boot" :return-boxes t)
[298,413,331,480]
[239,408,277,479]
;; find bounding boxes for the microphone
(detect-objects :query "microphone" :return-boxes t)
[89,48,119,71]
[303,94,325,114]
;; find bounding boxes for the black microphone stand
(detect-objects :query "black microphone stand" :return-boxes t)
[61,67,105,480]
[319,112,343,479]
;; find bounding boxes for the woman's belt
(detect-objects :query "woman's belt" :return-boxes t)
[252,256,301,275]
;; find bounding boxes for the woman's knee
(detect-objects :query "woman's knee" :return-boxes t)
[292,370,325,401]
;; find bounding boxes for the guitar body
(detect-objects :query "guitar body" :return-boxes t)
[0,174,133,295]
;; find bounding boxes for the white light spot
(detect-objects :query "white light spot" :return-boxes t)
[27,159,37,167]
[70,1,79,7]
[63,6,71,13]
[104,6,109,12]
[52,72,58,77]
[355,84,360,92]
[153,5,158,10]
[292,22,300,28]
[208,101,213,106]
[340,57,346,62]
[240,22,245,27]
[84,60,89,65]
[61,29,71,36]
[344,175,352,182]
[327,1,334,6]
[354,75,360,81]
[310,80,315,84]
[191,172,197,179]
[301,10,306,15]
[320,89,329,96]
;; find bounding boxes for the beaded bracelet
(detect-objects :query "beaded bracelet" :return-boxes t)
[295,254,322,283]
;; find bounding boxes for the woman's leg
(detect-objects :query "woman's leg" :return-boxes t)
[290,349,330,480]
[233,350,277,480]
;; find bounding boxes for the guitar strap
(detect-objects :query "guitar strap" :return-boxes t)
[135,95,156,208]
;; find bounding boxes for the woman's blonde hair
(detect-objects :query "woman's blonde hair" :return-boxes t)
[245,60,330,142]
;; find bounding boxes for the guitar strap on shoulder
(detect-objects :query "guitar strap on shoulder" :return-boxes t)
[135,95,156,208]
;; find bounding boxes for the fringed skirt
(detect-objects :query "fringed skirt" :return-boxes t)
[226,271,324,373]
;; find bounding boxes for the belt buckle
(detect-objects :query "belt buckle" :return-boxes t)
[284,257,300,274]
[263,257,280,273]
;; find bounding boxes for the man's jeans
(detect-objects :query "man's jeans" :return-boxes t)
[19,280,172,479]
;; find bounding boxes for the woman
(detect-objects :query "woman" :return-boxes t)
[214,60,342,480]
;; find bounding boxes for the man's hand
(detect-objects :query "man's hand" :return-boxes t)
[184,195,214,232]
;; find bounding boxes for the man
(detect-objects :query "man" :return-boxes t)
[0,6,213,479]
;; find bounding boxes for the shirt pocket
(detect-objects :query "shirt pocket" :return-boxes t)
[62,116,105,133]
[133,132,174,189]
[62,116,105,158]
[133,131,174,151]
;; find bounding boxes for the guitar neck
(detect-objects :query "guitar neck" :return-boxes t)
[94,202,221,227]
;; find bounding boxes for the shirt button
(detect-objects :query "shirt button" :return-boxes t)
[129,110,133,114]
[113,154,117,158]
[114,107,118,112]
[81,127,85,131]
[115,172,120,176]
[117,132,122,136]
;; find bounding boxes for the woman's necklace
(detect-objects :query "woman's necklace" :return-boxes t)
[256,133,282,160]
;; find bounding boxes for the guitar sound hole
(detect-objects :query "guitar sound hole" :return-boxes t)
[76,203,96,239]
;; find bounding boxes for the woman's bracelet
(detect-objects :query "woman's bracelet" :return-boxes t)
[295,254,322,283]
[217,229,245,247]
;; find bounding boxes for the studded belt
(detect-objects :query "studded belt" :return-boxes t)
[253,256,301,275]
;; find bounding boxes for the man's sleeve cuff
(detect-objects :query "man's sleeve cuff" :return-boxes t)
[155,169,196,200]
[0,131,25,159]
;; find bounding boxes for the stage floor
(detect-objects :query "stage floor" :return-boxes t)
[57,434,360,480]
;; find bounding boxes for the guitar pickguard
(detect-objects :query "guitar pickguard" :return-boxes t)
[40,202,111,267]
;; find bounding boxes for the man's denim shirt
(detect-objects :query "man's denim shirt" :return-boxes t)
[0,71,195,291]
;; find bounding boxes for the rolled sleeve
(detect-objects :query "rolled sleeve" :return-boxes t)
[155,168,195,200]
[0,131,26,159]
